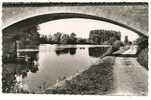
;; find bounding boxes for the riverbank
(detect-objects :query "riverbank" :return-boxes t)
[137,48,148,70]
[43,46,148,95]
[44,56,115,94]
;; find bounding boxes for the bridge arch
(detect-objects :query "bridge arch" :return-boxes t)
[3,12,148,38]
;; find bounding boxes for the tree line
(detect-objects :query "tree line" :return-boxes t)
[39,32,90,44]
[19,25,124,45]
[39,30,123,45]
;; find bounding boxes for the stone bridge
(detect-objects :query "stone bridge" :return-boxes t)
[2,2,148,59]
[2,2,148,37]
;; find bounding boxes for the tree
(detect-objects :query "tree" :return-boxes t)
[47,34,53,43]
[89,29,121,45]
[135,36,148,55]
[68,32,77,44]
[60,34,70,44]
[53,32,63,44]
[39,34,48,44]
[23,25,40,45]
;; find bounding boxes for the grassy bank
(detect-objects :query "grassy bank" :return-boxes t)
[135,36,148,70]
[44,57,115,95]
[137,48,148,70]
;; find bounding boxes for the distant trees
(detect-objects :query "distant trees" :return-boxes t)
[39,32,79,44]
[89,29,121,45]
[60,34,70,44]
[47,34,53,43]
[68,33,77,44]
[39,35,49,44]
[39,29,122,45]
[53,32,63,44]
[76,38,89,44]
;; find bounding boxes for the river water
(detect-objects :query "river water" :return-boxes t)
[3,44,109,93]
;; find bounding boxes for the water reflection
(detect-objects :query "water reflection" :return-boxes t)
[3,45,109,93]
[88,47,109,58]
[55,48,77,56]
[55,47,108,57]
[2,51,39,93]
[19,52,39,73]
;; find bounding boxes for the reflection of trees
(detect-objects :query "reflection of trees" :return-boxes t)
[69,48,76,55]
[55,48,77,56]
[55,48,69,55]
[24,52,39,73]
[88,47,109,58]
[2,51,39,93]
[2,71,16,93]
[27,55,39,73]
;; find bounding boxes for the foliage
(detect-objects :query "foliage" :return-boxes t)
[135,36,148,69]
[68,33,77,44]
[39,29,121,45]
[23,25,40,43]
[39,32,78,44]
[53,32,63,44]
[135,36,148,54]
[16,25,40,49]
[137,48,148,70]
[89,29,121,45]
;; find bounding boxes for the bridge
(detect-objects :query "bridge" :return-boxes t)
[3,3,148,36]
[2,3,148,95]
[2,2,148,58]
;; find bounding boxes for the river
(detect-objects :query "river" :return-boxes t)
[3,44,110,93]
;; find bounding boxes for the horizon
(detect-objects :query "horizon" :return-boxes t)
[38,18,139,42]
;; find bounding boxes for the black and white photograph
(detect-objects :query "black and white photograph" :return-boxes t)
[1,2,148,96]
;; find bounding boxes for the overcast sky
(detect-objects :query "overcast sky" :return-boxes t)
[38,18,139,42]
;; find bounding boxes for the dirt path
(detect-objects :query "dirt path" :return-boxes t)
[110,57,148,95]
[111,45,148,96]
[45,46,148,95]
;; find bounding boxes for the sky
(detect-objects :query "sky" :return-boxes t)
[38,18,139,42]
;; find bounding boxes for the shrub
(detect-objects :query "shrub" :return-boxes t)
[136,36,148,55]
[137,48,148,70]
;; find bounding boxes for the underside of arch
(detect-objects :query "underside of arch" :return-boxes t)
[3,13,148,38]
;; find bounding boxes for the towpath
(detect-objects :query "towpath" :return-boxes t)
[108,46,148,95]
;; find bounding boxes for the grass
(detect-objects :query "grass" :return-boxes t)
[45,57,115,95]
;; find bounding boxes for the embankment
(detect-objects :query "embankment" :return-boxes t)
[44,57,115,94]
[137,48,148,70]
